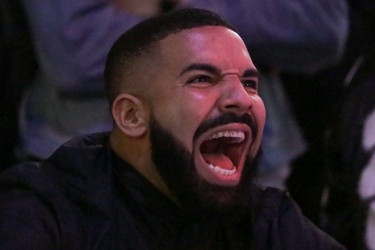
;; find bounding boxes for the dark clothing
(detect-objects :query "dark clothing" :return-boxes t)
[0,133,344,249]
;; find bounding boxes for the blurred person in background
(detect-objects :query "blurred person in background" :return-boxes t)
[0,0,37,170]
[319,0,375,248]
[15,0,172,162]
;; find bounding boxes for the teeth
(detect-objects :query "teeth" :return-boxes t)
[208,164,236,176]
[209,130,245,142]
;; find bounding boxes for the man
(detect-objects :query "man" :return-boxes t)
[0,8,344,249]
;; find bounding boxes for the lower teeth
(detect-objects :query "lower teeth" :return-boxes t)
[208,163,236,176]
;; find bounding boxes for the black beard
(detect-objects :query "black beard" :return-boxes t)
[150,112,259,220]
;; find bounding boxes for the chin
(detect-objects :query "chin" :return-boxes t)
[150,112,258,217]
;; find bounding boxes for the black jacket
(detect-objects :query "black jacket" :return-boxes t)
[0,133,345,249]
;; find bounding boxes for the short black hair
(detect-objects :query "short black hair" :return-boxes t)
[104,8,237,105]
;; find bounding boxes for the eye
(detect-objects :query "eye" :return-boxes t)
[241,79,257,90]
[187,75,214,84]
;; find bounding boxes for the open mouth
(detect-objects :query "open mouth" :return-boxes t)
[195,124,252,185]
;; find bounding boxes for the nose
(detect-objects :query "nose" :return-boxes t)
[218,76,253,114]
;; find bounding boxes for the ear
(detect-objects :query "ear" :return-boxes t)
[112,93,148,137]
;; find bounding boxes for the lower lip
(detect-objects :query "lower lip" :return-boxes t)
[195,157,241,186]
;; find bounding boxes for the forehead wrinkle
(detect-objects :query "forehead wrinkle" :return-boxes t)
[221,68,259,79]
[178,63,258,80]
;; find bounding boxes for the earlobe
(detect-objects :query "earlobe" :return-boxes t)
[112,93,147,137]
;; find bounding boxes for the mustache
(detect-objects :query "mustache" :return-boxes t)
[194,112,257,140]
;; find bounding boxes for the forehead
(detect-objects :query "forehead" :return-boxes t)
[158,26,254,72]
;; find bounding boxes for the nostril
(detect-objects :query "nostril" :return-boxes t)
[221,95,253,113]
[224,104,241,111]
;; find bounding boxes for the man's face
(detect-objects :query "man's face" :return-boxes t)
[144,26,266,211]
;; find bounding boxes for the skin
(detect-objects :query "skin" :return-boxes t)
[110,26,266,202]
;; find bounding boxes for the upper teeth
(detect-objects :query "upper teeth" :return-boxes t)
[209,131,245,142]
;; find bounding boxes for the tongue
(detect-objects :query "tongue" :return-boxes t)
[202,153,234,170]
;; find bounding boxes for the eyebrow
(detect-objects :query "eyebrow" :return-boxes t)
[242,69,260,78]
[178,63,259,78]
[178,63,220,77]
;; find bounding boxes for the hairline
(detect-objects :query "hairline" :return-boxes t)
[104,8,238,106]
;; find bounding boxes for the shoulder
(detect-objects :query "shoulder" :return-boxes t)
[0,133,114,248]
[251,186,346,249]
[0,161,83,248]
[0,132,113,201]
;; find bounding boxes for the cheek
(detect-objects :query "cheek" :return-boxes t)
[175,104,209,144]
[169,93,217,149]
[154,93,212,148]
